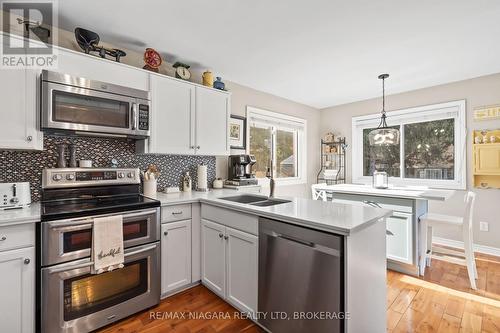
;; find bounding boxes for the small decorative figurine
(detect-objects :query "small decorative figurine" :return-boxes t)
[202,70,214,87]
[173,62,191,80]
[182,171,192,192]
[74,27,126,62]
[143,48,162,72]
[213,77,225,90]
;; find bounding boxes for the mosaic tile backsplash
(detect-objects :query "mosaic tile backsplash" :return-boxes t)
[0,135,216,201]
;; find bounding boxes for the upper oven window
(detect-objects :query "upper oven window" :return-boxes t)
[62,219,149,254]
[52,90,130,128]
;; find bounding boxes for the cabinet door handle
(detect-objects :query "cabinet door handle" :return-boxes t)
[24,258,30,265]
[386,230,394,236]
[164,231,168,236]
[219,233,224,238]
[171,211,183,215]
[0,236,6,241]
[197,145,201,149]
[224,235,228,240]
[363,200,381,208]
[190,146,195,149]
[26,136,33,142]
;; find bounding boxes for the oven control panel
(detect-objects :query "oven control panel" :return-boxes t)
[42,168,140,188]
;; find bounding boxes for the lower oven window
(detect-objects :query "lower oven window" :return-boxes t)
[62,220,149,253]
[63,259,148,321]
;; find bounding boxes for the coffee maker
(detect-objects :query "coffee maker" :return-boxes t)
[225,154,258,186]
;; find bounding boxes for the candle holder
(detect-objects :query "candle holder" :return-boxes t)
[373,171,388,189]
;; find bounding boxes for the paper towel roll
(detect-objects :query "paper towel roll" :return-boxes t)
[197,164,208,191]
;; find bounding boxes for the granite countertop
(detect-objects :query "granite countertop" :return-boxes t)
[0,202,41,226]
[313,184,455,201]
[157,190,391,236]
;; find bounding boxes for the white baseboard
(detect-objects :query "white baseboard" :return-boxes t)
[433,236,500,257]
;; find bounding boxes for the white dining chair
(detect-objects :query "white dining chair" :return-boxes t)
[311,187,327,201]
[419,191,478,289]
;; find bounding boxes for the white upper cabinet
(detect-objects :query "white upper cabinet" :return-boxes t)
[150,75,195,154]
[195,86,230,156]
[147,75,230,156]
[0,68,42,150]
[56,48,149,91]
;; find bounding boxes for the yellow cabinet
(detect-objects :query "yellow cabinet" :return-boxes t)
[474,144,500,174]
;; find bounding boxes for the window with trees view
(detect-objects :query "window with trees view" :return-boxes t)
[247,107,306,184]
[353,100,466,189]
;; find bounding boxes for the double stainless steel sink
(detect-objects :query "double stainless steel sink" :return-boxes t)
[219,194,290,207]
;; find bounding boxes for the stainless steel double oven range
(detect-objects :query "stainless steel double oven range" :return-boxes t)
[37,168,161,333]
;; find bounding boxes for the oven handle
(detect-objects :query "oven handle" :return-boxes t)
[47,243,158,274]
[47,209,158,229]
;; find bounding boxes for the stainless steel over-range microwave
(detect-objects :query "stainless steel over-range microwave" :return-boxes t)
[40,70,151,138]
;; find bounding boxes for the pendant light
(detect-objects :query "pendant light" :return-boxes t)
[368,74,400,145]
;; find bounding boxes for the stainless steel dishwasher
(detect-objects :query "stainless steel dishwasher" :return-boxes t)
[258,217,344,333]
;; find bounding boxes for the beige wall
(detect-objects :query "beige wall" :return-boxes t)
[320,73,500,249]
[218,82,320,198]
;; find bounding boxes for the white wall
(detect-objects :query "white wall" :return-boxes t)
[320,73,500,249]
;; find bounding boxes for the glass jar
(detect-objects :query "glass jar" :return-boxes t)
[372,170,388,189]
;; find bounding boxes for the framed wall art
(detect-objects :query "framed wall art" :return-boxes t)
[229,115,246,149]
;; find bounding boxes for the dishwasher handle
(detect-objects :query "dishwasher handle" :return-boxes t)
[268,231,342,257]
[275,232,314,247]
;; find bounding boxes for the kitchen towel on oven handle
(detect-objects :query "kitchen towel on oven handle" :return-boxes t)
[91,215,125,274]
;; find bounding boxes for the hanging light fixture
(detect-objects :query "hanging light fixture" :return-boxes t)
[368,74,400,145]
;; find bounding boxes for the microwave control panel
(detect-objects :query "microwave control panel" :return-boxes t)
[138,104,149,130]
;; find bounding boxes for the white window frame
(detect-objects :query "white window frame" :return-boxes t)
[351,100,466,190]
[246,106,307,186]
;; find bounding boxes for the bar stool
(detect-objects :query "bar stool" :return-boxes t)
[311,186,327,201]
[419,192,478,289]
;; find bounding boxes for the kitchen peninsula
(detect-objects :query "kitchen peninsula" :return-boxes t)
[312,184,455,276]
[155,189,391,333]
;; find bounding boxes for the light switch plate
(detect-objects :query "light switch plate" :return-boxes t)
[480,221,489,232]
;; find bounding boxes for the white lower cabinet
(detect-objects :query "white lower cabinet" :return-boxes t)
[201,219,258,314]
[161,220,192,295]
[0,246,35,333]
[201,219,226,297]
[226,227,258,314]
[386,212,413,264]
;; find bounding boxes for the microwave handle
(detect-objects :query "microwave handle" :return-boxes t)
[131,102,138,130]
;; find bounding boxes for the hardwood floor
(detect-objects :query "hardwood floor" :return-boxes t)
[388,252,500,333]
[97,285,264,333]
[100,252,500,333]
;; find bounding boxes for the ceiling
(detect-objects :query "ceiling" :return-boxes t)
[56,0,500,109]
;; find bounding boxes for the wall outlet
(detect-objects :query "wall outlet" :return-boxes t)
[480,221,489,232]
